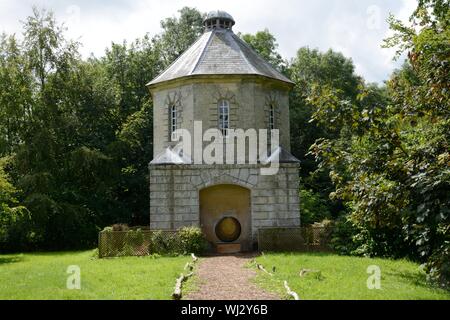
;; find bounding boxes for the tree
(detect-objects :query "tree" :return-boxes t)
[383,0,449,287]
[0,34,34,155]
[5,8,122,250]
[0,157,32,252]
[240,29,286,72]
[154,7,204,67]
[288,48,363,221]
[289,48,361,170]
[0,7,182,251]
[308,0,449,287]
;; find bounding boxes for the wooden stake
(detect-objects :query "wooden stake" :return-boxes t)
[299,268,321,277]
[284,281,299,300]
[172,272,194,300]
[256,263,273,276]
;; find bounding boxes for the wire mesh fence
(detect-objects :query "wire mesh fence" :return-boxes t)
[99,225,333,257]
[98,230,182,258]
[257,225,333,252]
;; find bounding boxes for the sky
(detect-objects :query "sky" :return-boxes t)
[0,0,418,83]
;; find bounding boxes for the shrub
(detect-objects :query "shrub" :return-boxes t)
[0,205,33,252]
[123,229,147,256]
[330,216,411,258]
[150,230,181,255]
[98,227,209,257]
[0,159,34,252]
[299,188,331,224]
[330,216,359,255]
[424,243,450,289]
[178,226,208,254]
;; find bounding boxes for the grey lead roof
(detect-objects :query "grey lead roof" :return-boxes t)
[149,147,192,165]
[263,146,301,164]
[204,10,235,24]
[147,28,293,87]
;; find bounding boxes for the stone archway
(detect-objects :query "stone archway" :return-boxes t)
[199,184,251,252]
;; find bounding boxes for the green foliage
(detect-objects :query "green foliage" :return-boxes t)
[0,7,167,251]
[0,158,33,252]
[155,7,204,67]
[178,226,209,254]
[288,47,362,212]
[329,216,359,255]
[100,227,207,257]
[122,229,145,256]
[307,1,449,286]
[240,29,286,72]
[149,227,207,255]
[150,231,181,255]
[424,243,450,288]
[0,34,33,155]
[299,188,331,224]
[125,229,144,246]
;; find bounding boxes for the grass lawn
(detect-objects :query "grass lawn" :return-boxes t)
[252,252,450,300]
[0,250,191,300]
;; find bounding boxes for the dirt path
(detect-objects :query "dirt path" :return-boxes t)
[185,254,279,300]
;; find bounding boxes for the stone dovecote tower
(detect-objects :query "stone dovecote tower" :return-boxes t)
[147,11,300,253]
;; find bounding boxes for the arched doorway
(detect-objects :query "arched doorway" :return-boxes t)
[199,184,251,252]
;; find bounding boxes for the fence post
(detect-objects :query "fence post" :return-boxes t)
[98,232,103,258]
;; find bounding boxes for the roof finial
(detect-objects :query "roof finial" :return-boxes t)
[203,10,235,31]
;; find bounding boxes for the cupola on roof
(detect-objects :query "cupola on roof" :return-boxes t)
[203,10,235,30]
[147,10,294,87]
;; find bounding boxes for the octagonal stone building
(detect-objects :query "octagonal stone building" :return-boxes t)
[147,11,300,252]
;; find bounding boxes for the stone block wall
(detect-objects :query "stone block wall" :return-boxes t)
[149,163,300,244]
[150,78,291,158]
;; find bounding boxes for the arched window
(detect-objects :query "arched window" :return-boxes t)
[170,104,178,141]
[218,100,229,136]
[269,104,275,131]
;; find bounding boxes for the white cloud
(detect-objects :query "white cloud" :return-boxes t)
[379,0,418,78]
[0,0,417,83]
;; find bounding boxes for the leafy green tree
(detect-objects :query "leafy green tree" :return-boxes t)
[308,0,449,286]
[101,36,161,225]
[240,29,286,72]
[288,48,363,220]
[383,0,449,286]
[0,157,32,252]
[154,7,204,67]
[0,7,202,251]
[299,188,332,224]
[6,8,122,250]
[0,34,34,156]
[289,48,361,171]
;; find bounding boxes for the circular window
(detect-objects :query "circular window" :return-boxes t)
[215,217,241,242]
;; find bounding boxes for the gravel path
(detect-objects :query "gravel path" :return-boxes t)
[185,254,279,300]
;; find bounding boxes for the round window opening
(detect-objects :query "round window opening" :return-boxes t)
[215,217,241,242]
